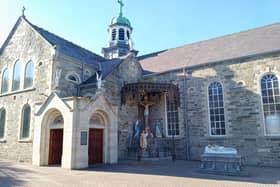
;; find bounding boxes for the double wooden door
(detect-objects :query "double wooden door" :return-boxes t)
[48,129,63,165]
[88,128,103,165]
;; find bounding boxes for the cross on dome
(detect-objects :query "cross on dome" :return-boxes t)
[117,0,124,16]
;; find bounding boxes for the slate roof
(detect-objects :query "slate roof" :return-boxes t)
[26,18,105,66]
[80,59,123,85]
[139,23,280,74]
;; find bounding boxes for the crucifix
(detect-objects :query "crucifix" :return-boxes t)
[117,0,124,16]
[140,95,155,128]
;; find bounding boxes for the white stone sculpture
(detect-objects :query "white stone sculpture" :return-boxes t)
[204,145,238,155]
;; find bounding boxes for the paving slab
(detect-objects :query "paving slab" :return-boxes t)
[0,160,279,187]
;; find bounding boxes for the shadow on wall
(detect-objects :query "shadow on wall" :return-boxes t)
[180,63,280,167]
[0,162,34,187]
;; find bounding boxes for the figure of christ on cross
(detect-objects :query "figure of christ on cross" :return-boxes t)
[140,96,155,129]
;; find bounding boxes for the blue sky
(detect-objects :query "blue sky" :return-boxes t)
[0,0,279,56]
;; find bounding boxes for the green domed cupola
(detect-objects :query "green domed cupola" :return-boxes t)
[102,0,135,59]
[110,0,132,28]
[111,15,131,28]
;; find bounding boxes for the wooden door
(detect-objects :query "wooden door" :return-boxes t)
[88,128,103,165]
[48,129,63,165]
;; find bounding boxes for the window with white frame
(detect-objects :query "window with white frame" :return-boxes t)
[166,95,179,136]
[0,108,6,139]
[208,82,226,136]
[1,68,9,94]
[261,74,280,135]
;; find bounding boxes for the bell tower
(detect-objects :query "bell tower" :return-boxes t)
[102,0,134,59]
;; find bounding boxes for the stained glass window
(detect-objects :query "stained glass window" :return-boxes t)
[21,105,31,139]
[0,108,6,139]
[1,69,9,94]
[12,61,21,91]
[24,61,34,89]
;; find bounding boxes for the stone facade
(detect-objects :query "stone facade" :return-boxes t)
[143,53,280,166]
[0,18,54,163]
[1,15,280,169]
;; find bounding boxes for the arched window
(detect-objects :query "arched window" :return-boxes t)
[24,61,34,89]
[66,73,80,84]
[119,28,125,40]
[261,74,280,135]
[0,108,6,139]
[1,68,9,94]
[12,60,21,91]
[21,104,31,139]
[112,29,116,41]
[208,82,226,136]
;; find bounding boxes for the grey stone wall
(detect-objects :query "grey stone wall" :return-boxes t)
[143,53,280,166]
[0,18,53,163]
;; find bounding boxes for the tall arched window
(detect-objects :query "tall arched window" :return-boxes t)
[1,68,9,94]
[24,61,34,89]
[21,104,31,139]
[0,108,6,139]
[119,28,125,40]
[112,29,116,41]
[12,60,21,91]
[261,74,280,135]
[208,82,226,136]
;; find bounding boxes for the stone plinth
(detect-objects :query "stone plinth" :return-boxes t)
[198,153,248,176]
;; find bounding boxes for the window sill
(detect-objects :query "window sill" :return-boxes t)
[0,139,6,143]
[18,139,32,143]
[207,135,228,140]
[165,136,183,140]
[0,88,36,97]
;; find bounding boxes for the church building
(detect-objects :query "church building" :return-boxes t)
[0,2,280,169]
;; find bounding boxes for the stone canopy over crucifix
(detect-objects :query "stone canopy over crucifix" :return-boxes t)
[117,0,124,16]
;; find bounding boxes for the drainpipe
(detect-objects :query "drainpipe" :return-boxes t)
[183,67,190,160]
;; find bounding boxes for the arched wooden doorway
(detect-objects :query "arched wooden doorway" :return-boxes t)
[40,109,64,166]
[88,111,108,165]
[48,115,64,165]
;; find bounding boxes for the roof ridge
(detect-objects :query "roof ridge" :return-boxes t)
[140,22,280,58]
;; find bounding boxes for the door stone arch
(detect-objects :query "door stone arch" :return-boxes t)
[39,108,64,166]
[88,110,110,165]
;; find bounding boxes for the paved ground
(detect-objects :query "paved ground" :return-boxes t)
[0,160,280,187]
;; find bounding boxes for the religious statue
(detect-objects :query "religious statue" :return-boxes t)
[55,69,62,87]
[140,129,148,149]
[154,119,163,138]
[96,65,102,89]
[140,96,155,128]
[133,120,142,142]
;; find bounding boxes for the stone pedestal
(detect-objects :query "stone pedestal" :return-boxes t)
[198,153,248,176]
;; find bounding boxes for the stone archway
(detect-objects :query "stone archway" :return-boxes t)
[88,110,110,165]
[40,108,64,166]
